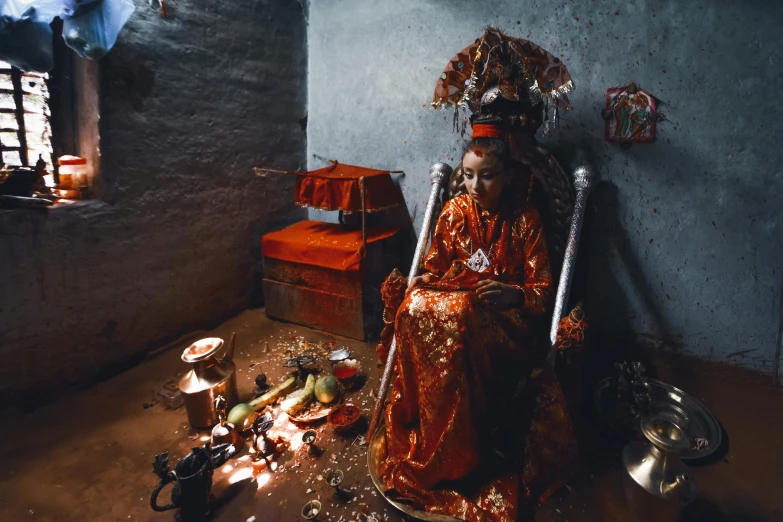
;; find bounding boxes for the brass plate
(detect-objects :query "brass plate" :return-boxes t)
[366,425,463,522]
[594,377,722,460]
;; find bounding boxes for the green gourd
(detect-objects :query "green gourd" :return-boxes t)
[314,375,339,404]
[227,403,254,428]
[281,374,316,414]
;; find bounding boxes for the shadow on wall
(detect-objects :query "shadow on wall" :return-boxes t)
[578,126,782,374]
[533,143,667,383]
[578,180,679,385]
[249,172,307,308]
[360,175,418,337]
[350,172,418,273]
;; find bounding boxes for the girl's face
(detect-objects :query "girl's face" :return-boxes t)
[462,149,510,212]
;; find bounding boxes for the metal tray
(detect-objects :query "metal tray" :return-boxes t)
[367,425,463,522]
[594,377,722,460]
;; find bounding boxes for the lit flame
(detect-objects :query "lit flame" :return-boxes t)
[267,412,304,452]
[256,473,271,488]
[228,467,254,484]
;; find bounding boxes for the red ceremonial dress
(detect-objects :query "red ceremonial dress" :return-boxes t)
[378,193,577,521]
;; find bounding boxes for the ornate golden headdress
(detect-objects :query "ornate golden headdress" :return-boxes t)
[432,27,574,136]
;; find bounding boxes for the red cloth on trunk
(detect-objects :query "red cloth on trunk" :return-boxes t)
[262,220,398,272]
[294,163,399,213]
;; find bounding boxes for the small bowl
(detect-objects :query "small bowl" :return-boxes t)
[333,359,364,391]
[328,403,363,433]
[332,358,361,380]
[328,348,351,362]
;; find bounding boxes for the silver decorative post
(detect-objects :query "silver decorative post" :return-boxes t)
[548,165,596,365]
[367,163,452,439]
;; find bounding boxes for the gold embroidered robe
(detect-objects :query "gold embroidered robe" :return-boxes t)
[379,194,577,521]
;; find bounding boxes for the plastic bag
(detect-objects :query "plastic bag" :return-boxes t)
[18,0,64,20]
[0,0,64,72]
[59,0,103,19]
[63,0,134,60]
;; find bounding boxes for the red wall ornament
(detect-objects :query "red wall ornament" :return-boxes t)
[602,83,659,146]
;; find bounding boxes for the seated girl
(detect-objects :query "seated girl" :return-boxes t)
[376,29,579,522]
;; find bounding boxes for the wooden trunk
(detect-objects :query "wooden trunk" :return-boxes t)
[261,222,404,340]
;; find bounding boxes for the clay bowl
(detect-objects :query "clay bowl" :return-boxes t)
[327,403,364,434]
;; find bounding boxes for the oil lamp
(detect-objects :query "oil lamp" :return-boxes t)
[302,430,321,457]
[301,499,321,520]
[326,469,350,499]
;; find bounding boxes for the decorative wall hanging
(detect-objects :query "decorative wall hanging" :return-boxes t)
[602,83,660,146]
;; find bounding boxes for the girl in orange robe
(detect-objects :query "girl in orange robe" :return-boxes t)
[378,133,577,521]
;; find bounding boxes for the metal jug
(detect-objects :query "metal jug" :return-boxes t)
[622,415,697,522]
[179,336,239,428]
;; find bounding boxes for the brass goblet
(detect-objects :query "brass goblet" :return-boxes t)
[301,499,321,520]
[326,469,350,499]
[302,430,321,457]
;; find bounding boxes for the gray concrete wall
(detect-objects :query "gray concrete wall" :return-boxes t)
[0,0,308,406]
[307,0,783,375]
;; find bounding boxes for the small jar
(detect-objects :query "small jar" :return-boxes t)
[58,156,88,189]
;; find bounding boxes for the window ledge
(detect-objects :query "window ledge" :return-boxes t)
[49,198,104,211]
[0,198,111,220]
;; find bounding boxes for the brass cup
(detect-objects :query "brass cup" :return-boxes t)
[302,499,322,520]
[302,430,320,457]
[327,469,349,499]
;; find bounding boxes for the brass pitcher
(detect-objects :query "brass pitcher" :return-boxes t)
[622,415,697,522]
[179,335,239,428]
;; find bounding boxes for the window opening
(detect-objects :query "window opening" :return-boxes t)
[0,61,53,169]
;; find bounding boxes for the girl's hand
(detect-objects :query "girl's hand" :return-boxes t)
[475,280,524,309]
[407,273,434,294]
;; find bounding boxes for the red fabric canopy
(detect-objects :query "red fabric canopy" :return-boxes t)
[262,220,399,272]
[295,162,399,213]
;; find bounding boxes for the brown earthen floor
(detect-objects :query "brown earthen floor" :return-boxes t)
[1,309,781,522]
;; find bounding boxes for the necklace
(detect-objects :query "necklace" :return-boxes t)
[467,240,492,273]
[466,199,503,273]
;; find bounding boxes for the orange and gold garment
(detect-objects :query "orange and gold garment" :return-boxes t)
[378,194,578,521]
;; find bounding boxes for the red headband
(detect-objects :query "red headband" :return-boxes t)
[471,123,504,139]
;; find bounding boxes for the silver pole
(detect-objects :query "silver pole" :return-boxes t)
[547,165,596,366]
[367,163,452,439]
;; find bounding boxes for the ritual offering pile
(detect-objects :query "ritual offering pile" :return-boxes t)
[151,332,382,522]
